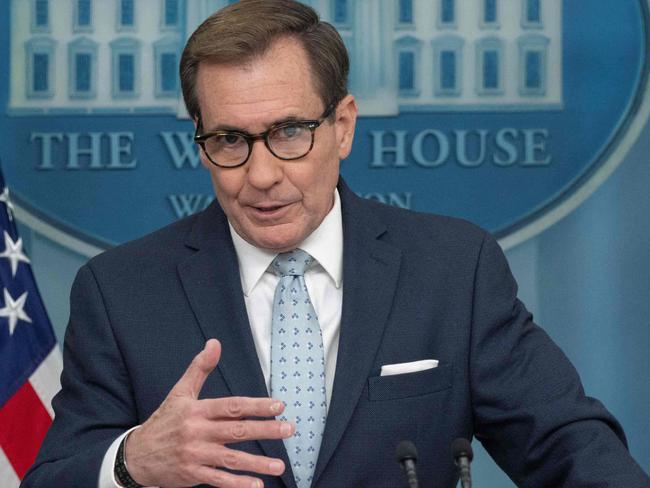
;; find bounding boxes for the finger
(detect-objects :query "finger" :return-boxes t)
[198,445,286,478]
[200,396,285,420]
[170,339,222,399]
[203,419,294,443]
[194,465,265,488]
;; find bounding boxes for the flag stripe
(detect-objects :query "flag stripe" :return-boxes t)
[28,346,62,418]
[0,447,20,488]
[0,381,52,479]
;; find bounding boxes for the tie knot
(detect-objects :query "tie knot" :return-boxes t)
[272,249,314,277]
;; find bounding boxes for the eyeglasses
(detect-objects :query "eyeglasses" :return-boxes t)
[194,104,335,168]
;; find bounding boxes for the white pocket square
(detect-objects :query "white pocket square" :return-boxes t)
[380,359,439,377]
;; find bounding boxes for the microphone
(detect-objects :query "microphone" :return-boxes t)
[451,438,473,488]
[396,440,420,488]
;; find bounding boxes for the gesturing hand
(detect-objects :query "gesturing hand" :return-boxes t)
[124,339,293,487]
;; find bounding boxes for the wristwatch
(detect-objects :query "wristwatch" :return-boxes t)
[114,434,144,488]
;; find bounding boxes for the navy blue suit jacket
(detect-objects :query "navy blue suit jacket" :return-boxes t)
[23,181,649,487]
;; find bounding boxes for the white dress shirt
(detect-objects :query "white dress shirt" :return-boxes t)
[99,190,344,487]
[231,189,343,406]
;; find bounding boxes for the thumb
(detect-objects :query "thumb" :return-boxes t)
[170,339,221,399]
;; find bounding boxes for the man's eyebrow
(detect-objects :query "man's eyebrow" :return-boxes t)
[207,123,247,132]
[206,115,305,133]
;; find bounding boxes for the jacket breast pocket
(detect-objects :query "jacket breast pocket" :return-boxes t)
[367,364,452,401]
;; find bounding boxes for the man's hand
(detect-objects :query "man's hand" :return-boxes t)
[124,339,293,488]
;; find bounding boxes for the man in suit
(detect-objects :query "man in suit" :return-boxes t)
[23,1,650,487]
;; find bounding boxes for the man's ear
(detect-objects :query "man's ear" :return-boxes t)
[334,94,358,160]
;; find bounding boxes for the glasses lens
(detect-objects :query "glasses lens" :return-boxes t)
[268,123,313,159]
[204,133,249,167]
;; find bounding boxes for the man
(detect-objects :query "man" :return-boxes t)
[22,1,650,487]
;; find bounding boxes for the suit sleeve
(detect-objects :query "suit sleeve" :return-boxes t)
[21,264,138,488]
[469,233,650,487]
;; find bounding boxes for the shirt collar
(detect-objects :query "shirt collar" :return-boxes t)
[229,189,343,296]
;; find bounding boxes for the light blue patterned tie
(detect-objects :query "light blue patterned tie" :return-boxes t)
[270,249,327,488]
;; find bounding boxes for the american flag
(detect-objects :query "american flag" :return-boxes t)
[0,166,62,486]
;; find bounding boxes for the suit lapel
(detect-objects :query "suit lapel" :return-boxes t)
[177,203,296,488]
[313,182,402,484]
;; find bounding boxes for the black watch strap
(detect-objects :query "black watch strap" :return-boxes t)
[114,434,145,488]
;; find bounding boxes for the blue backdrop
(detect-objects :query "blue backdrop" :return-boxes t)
[5,0,650,485]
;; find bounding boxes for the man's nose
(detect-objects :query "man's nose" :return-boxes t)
[245,139,283,189]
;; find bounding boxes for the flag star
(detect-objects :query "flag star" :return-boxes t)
[0,187,14,221]
[0,231,30,277]
[0,288,32,335]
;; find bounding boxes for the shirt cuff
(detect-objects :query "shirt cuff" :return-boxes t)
[98,426,142,488]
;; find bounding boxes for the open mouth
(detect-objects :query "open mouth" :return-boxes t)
[256,205,285,213]
[248,202,294,220]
